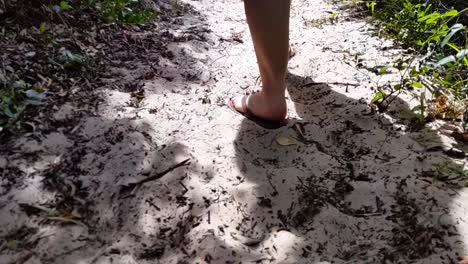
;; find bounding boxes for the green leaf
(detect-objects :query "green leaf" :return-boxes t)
[60,1,71,11]
[412,105,423,112]
[418,13,439,23]
[411,82,424,89]
[441,24,465,47]
[39,24,48,33]
[365,1,375,15]
[456,49,468,60]
[13,80,26,89]
[378,67,389,75]
[371,91,386,103]
[25,89,46,102]
[446,42,461,52]
[4,107,18,118]
[63,50,83,64]
[442,10,458,18]
[437,55,456,66]
[425,14,441,25]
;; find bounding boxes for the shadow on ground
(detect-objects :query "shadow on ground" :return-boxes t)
[103,0,216,96]
[5,75,465,264]
[0,0,219,263]
[223,73,467,263]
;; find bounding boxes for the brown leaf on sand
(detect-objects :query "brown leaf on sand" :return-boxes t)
[427,95,464,121]
[453,132,468,144]
[275,136,299,146]
[230,233,265,247]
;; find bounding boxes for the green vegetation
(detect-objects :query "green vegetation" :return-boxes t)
[93,0,156,24]
[56,0,156,24]
[0,81,46,133]
[0,0,155,134]
[360,0,467,127]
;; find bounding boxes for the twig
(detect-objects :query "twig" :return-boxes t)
[266,173,279,196]
[377,134,390,153]
[146,198,161,211]
[352,212,383,217]
[301,81,359,88]
[179,181,188,194]
[121,159,191,191]
[384,153,411,165]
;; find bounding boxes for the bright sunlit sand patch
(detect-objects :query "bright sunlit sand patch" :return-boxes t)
[138,202,161,236]
[14,175,53,203]
[261,230,306,263]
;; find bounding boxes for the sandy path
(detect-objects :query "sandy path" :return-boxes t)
[1,0,468,263]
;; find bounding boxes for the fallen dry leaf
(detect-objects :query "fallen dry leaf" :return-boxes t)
[230,233,265,247]
[427,95,464,121]
[47,216,84,226]
[275,136,299,146]
[453,132,468,143]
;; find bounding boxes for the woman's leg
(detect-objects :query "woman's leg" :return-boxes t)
[232,0,290,121]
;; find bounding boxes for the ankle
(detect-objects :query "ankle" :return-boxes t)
[258,86,286,101]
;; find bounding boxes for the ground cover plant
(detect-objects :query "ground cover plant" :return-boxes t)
[358,0,468,131]
[0,0,155,136]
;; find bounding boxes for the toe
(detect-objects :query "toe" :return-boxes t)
[228,95,247,114]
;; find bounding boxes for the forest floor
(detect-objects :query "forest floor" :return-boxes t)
[1,0,468,263]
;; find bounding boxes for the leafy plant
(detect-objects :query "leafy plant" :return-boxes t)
[431,161,468,182]
[63,0,155,24]
[0,80,46,133]
[98,0,155,24]
[365,1,376,16]
[62,49,84,69]
[59,1,72,11]
[363,0,468,128]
